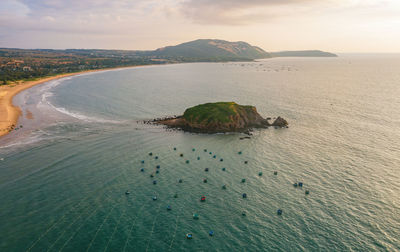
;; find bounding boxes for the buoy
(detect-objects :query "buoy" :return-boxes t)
[209,230,214,236]
[203,178,207,183]
[242,193,247,198]
[149,152,153,156]
[298,182,303,187]
[238,151,242,155]
[244,161,248,164]
[193,213,199,219]
[125,190,130,195]
[186,233,193,239]
[192,148,195,151]
[201,196,206,202]
[222,167,226,171]
[153,180,157,184]
[141,160,145,164]
[213,155,216,158]
[155,156,158,160]
[180,153,184,157]
[186,160,190,164]
[179,179,183,183]
[241,178,246,183]
[258,172,263,176]
[220,158,223,162]
[305,190,310,195]
[156,170,159,174]
[277,209,283,215]
[222,184,227,189]
[156,165,160,169]
[140,168,144,172]
[197,157,200,160]
[167,205,172,210]
[153,196,157,201]
[293,183,298,187]
[205,168,209,172]
[173,147,177,151]
[274,171,278,175]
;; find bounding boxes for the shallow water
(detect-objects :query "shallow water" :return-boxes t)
[1,56,399,251]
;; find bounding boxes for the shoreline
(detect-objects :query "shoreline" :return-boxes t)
[0,65,151,138]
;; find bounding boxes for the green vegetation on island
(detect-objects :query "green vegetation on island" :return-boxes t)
[155,102,288,133]
[183,102,260,124]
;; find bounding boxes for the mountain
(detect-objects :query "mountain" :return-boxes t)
[270,50,337,57]
[1,39,337,83]
[150,39,271,61]
[154,102,288,133]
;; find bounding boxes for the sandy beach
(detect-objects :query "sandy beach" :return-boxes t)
[0,66,145,138]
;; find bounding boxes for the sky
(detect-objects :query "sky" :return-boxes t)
[0,0,400,53]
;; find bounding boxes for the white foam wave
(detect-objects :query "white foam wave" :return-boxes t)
[50,105,122,123]
[38,76,122,124]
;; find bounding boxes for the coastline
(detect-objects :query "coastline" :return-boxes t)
[0,66,149,138]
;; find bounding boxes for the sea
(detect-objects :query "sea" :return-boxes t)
[0,55,399,251]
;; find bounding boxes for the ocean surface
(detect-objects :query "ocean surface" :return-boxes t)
[0,55,399,251]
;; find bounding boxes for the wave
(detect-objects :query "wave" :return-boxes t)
[38,77,122,124]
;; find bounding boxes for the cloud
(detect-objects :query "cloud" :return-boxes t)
[180,0,322,25]
[0,0,30,17]
[1,0,173,34]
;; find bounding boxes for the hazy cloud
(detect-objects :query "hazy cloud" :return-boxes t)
[180,0,323,25]
[0,0,399,52]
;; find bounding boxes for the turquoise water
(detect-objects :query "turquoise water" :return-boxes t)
[1,56,400,251]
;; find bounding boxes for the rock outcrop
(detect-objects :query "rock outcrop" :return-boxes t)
[271,116,288,127]
[154,102,288,133]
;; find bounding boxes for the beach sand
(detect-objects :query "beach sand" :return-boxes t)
[0,73,82,137]
[0,67,142,138]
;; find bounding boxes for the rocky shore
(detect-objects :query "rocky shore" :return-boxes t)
[149,102,288,133]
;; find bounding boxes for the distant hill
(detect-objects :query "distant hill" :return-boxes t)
[1,39,337,82]
[271,50,337,57]
[149,39,271,61]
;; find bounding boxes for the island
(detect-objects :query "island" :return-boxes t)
[270,50,337,57]
[153,102,288,133]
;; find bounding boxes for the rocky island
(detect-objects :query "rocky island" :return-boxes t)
[153,102,288,133]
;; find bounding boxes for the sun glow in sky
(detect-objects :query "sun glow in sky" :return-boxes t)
[1,0,400,52]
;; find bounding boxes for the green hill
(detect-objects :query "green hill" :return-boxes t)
[270,50,337,57]
[183,102,262,124]
[155,102,288,133]
[151,39,271,61]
